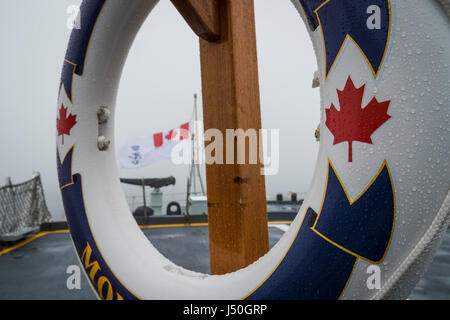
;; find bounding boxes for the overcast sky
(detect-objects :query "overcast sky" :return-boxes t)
[0,0,320,221]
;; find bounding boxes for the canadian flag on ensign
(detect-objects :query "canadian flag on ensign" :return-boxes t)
[118,122,190,169]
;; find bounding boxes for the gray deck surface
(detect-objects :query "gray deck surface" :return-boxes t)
[0,225,448,300]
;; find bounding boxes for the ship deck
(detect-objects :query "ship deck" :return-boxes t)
[0,222,449,300]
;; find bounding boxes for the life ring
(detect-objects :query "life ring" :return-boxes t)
[57,0,450,300]
[166,202,182,216]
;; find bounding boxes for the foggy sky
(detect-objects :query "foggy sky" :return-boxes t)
[0,0,320,221]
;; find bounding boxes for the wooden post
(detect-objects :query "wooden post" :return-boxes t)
[172,0,269,275]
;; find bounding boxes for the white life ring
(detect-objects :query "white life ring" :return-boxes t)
[57,0,450,300]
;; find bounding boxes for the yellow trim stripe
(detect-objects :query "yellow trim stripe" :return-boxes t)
[311,159,396,265]
[241,158,396,299]
[58,145,76,190]
[314,0,392,80]
[0,221,292,257]
[0,230,68,256]
[241,216,309,299]
[338,259,358,300]
[60,0,108,103]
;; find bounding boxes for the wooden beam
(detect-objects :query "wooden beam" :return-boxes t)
[198,0,269,275]
[171,0,220,42]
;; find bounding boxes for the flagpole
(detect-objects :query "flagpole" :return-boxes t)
[192,95,197,194]
[186,93,205,214]
[194,94,206,195]
[194,93,199,165]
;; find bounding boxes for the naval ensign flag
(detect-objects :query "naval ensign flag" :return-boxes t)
[118,122,190,169]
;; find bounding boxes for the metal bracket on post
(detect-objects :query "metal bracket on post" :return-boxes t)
[170,0,221,42]
[97,106,111,151]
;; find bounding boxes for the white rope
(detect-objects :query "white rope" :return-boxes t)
[436,0,450,16]
[372,189,450,299]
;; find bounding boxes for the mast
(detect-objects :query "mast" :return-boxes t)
[186,93,206,215]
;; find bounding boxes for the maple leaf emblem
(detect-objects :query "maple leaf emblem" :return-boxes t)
[325,77,391,162]
[57,104,77,144]
[165,129,178,141]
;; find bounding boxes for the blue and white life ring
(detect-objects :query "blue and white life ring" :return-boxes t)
[57,0,450,300]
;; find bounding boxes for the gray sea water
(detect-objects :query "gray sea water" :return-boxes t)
[408,226,450,299]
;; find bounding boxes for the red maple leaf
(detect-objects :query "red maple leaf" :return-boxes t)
[325,77,391,162]
[57,104,77,144]
[165,129,178,141]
